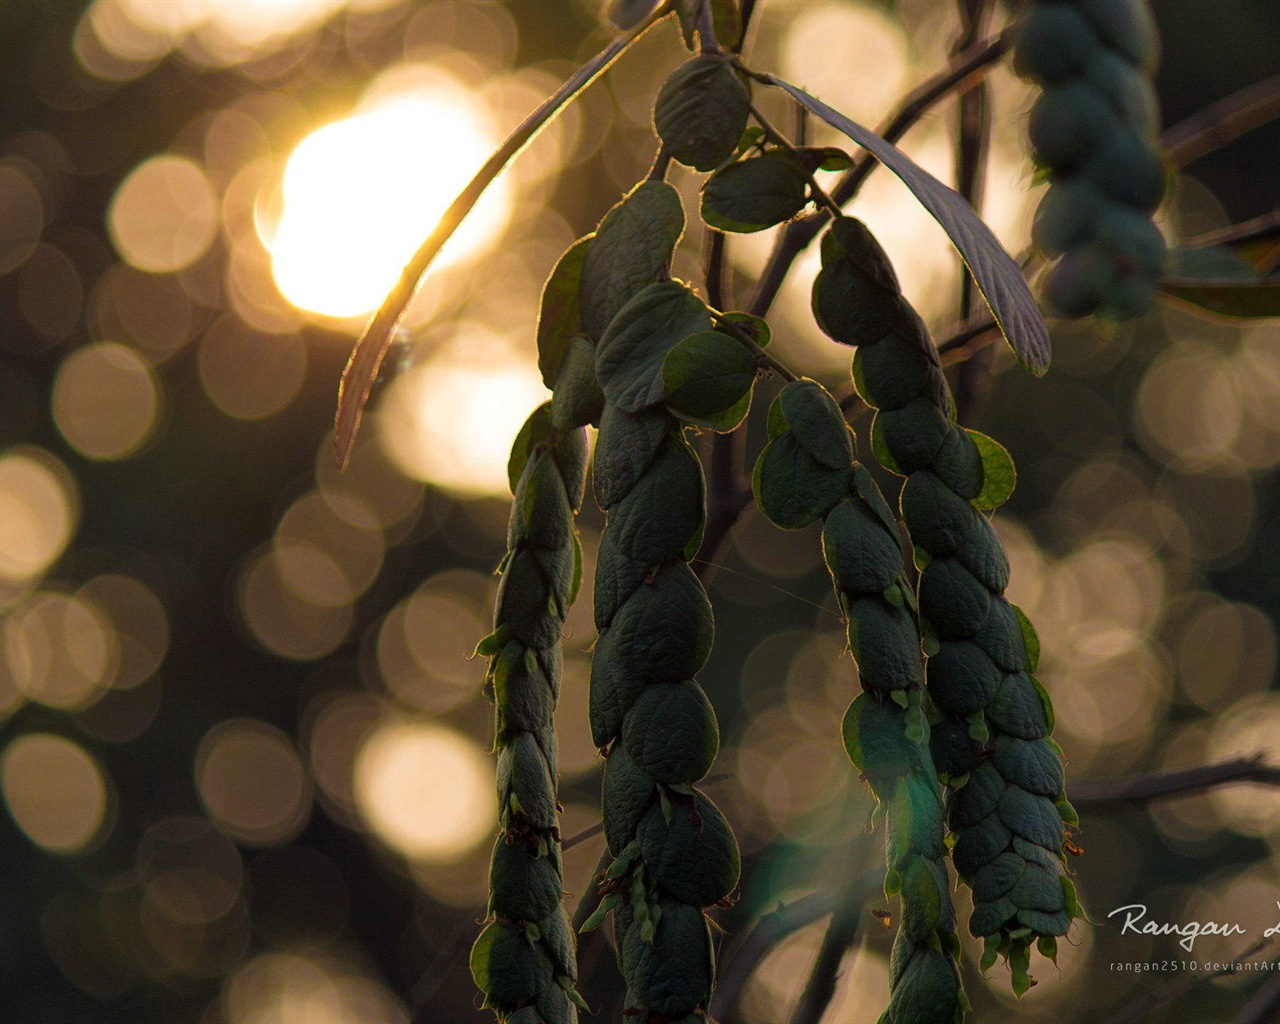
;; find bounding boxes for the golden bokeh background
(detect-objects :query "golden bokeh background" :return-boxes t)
[0,1,1277,1022]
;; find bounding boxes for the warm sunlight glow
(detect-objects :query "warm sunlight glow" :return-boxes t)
[353,719,493,863]
[268,74,510,318]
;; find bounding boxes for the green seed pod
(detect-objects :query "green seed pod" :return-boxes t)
[1093,202,1167,275]
[1085,47,1160,134]
[821,216,1077,986]
[1013,3,1099,81]
[1031,178,1107,256]
[875,399,952,476]
[636,793,740,906]
[587,187,732,1017]
[1028,82,1117,170]
[1040,244,1109,318]
[918,557,993,640]
[822,498,904,594]
[927,640,1003,716]
[490,838,565,923]
[900,470,980,557]
[1084,125,1166,211]
[847,596,925,693]
[654,56,751,172]
[1078,0,1159,70]
[987,672,1051,740]
[621,681,720,783]
[853,332,939,411]
[479,405,588,1018]
[622,903,714,1015]
[602,747,656,855]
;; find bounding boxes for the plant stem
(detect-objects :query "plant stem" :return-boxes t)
[1163,73,1280,169]
[744,26,1013,319]
[789,875,870,1024]
[1071,755,1280,809]
[333,2,675,467]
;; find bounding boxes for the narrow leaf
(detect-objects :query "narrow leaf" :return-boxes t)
[537,237,592,387]
[766,75,1052,376]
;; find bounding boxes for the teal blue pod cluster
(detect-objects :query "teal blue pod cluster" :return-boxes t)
[580,184,740,1020]
[755,379,966,1024]
[471,402,590,1024]
[1015,0,1167,319]
[813,218,1081,994]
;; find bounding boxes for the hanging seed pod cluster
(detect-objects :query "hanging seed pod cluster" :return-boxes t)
[1015,0,1167,318]
[543,180,740,1022]
[755,379,966,1024]
[813,216,1081,994]
[469,403,590,1023]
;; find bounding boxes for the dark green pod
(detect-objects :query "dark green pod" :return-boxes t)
[493,643,555,737]
[822,497,904,595]
[1032,178,1107,257]
[1084,126,1165,211]
[930,717,981,778]
[754,431,852,529]
[919,557,993,640]
[875,399,952,476]
[846,596,925,692]
[993,737,1065,798]
[1079,0,1159,70]
[997,787,1065,850]
[603,747,656,855]
[1008,861,1067,913]
[952,812,1013,876]
[930,426,984,501]
[973,852,1025,902]
[812,255,900,347]
[973,600,1032,673]
[494,551,559,650]
[623,903,714,1015]
[552,334,606,429]
[593,530,648,629]
[954,516,1011,593]
[471,921,555,1011]
[598,563,714,686]
[927,640,1003,716]
[1093,202,1167,275]
[654,56,750,172]
[900,470,980,557]
[490,838,565,923]
[946,763,1006,832]
[609,437,705,562]
[886,944,962,1024]
[968,897,1017,938]
[1014,3,1100,81]
[593,405,669,510]
[621,681,720,783]
[636,793,740,907]
[500,733,559,830]
[1085,48,1159,134]
[987,672,1051,740]
[853,335,938,411]
[1028,81,1117,169]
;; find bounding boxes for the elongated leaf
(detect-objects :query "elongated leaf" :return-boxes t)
[701,151,809,233]
[581,180,686,339]
[1157,277,1280,319]
[766,75,1052,377]
[537,236,592,387]
[597,281,711,412]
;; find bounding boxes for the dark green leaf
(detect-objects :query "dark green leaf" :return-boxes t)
[752,432,849,529]
[967,429,1017,510]
[655,56,751,172]
[662,330,756,430]
[597,282,711,412]
[701,151,809,233]
[508,403,555,494]
[768,76,1052,376]
[581,181,685,339]
[537,237,592,387]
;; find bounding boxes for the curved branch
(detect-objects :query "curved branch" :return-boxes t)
[1071,756,1280,809]
[1163,74,1280,170]
[333,4,674,467]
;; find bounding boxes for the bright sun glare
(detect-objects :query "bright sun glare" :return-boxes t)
[267,74,510,318]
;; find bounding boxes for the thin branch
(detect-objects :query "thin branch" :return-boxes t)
[1184,208,1280,252]
[333,3,675,467]
[789,874,873,1024]
[708,890,841,1020]
[745,26,1013,319]
[1163,73,1280,169]
[1071,755,1280,809]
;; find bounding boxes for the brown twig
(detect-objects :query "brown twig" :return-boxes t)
[789,872,875,1024]
[1184,209,1280,252]
[1071,755,1280,809]
[1163,74,1280,169]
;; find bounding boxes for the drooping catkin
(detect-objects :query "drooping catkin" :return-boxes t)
[755,379,966,1024]
[813,216,1080,993]
[576,182,740,1021]
[471,401,589,1024]
[1015,0,1167,319]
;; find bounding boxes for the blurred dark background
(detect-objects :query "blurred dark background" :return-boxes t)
[0,2,1277,1022]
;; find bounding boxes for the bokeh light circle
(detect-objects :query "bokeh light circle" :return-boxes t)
[108,155,218,273]
[53,342,159,460]
[2,733,109,853]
